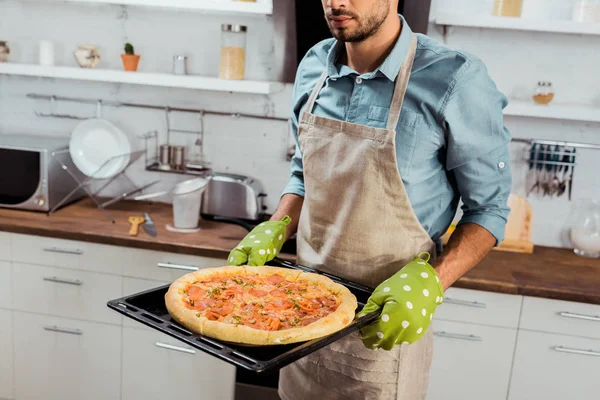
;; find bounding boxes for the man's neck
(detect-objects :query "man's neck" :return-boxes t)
[343,14,401,75]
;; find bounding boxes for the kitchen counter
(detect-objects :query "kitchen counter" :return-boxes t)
[0,199,599,304]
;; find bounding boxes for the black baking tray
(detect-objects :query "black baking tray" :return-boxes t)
[107,258,380,374]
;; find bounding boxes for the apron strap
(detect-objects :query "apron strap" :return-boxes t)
[386,34,418,131]
[304,69,329,116]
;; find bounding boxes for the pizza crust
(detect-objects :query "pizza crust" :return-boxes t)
[164,265,358,345]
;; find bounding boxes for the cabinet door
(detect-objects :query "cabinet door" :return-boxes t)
[0,232,10,261]
[13,312,121,400]
[0,261,11,309]
[508,330,600,400]
[122,326,236,400]
[0,309,14,400]
[12,263,122,325]
[426,320,517,400]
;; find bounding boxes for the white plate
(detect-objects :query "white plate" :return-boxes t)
[69,118,131,179]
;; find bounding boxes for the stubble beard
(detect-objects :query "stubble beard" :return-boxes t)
[326,0,391,43]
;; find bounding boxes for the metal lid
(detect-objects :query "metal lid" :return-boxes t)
[221,24,247,33]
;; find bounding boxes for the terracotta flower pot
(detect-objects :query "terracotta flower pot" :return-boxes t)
[121,54,140,71]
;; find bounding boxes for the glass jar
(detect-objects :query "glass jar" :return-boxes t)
[565,199,600,258]
[533,81,554,104]
[219,24,247,80]
[493,0,524,17]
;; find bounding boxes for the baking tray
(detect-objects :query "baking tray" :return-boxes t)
[107,258,380,374]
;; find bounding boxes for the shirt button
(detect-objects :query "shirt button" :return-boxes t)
[355,77,363,84]
[498,161,506,169]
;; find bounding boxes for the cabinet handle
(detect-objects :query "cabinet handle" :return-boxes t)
[443,297,487,308]
[43,247,84,255]
[558,312,600,322]
[552,346,600,357]
[43,325,83,335]
[43,276,83,286]
[434,331,483,341]
[155,342,196,354]
[157,262,199,271]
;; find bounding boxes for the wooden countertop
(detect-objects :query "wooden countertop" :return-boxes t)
[0,199,599,305]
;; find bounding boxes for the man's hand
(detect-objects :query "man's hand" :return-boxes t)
[359,253,444,350]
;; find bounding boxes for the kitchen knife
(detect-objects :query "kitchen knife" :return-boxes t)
[142,213,157,237]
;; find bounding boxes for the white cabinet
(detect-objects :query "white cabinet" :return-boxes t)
[0,309,14,400]
[436,287,522,328]
[0,232,10,261]
[12,262,122,325]
[520,296,600,340]
[13,312,121,400]
[427,320,517,400]
[0,261,11,309]
[11,233,124,275]
[508,330,600,400]
[121,326,236,400]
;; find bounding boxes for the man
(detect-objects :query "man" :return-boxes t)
[227,0,512,398]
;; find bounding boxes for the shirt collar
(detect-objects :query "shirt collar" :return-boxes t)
[326,14,413,81]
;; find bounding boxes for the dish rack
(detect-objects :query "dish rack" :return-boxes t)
[49,148,159,222]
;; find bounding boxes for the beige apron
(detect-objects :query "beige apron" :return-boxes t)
[278,34,437,400]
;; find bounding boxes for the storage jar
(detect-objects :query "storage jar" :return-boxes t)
[219,24,247,80]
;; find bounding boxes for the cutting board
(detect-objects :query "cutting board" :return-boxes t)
[440,194,534,254]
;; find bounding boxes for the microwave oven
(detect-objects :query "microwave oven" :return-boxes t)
[0,134,85,212]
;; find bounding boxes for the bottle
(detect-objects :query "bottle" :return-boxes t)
[219,24,247,80]
[492,0,524,17]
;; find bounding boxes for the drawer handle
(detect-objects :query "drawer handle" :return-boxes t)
[155,341,196,354]
[443,297,487,308]
[43,276,83,286]
[553,346,600,357]
[434,331,483,342]
[558,312,600,322]
[43,247,84,255]
[43,325,83,335]
[157,262,199,271]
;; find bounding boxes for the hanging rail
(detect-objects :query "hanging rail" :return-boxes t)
[512,137,600,151]
[26,93,289,122]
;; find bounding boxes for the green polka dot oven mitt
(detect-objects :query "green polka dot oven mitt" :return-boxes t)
[227,216,291,266]
[359,253,444,350]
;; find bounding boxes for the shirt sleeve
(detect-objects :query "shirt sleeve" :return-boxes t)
[442,58,513,245]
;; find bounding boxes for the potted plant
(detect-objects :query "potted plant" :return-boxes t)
[121,42,140,72]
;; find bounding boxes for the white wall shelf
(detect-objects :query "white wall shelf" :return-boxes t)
[0,63,283,95]
[435,12,600,36]
[49,0,273,15]
[504,100,600,123]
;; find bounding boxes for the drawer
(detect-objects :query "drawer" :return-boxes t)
[0,231,10,261]
[11,233,124,275]
[427,320,517,400]
[0,261,11,309]
[520,296,600,339]
[508,330,600,400]
[122,277,169,329]
[121,247,224,281]
[122,326,236,400]
[435,287,522,328]
[12,263,122,325]
[13,311,121,400]
[0,309,14,400]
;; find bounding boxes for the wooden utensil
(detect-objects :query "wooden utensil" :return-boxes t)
[128,216,145,236]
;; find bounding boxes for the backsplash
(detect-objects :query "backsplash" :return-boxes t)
[1,0,599,249]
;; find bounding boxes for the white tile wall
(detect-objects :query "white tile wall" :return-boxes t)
[2,0,598,248]
[429,0,600,248]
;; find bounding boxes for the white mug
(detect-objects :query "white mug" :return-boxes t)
[39,40,54,66]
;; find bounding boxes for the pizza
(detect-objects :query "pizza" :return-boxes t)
[164,265,358,345]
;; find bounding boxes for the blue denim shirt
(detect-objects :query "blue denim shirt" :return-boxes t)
[283,15,512,249]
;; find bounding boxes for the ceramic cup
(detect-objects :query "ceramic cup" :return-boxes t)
[73,44,101,68]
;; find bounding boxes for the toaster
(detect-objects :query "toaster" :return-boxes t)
[201,172,267,221]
